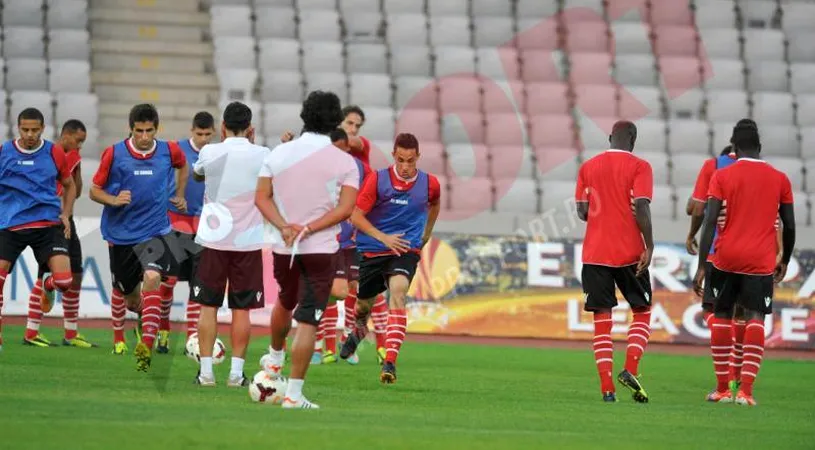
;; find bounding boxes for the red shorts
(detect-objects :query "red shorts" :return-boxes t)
[273,252,337,326]
[192,248,264,310]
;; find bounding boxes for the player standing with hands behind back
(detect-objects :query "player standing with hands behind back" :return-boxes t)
[575,121,654,403]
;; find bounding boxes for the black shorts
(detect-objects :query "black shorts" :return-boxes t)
[109,234,178,296]
[357,252,421,300]
[166,231,203,283]
[0,225,70,269]
[582,264,652,312]
[334,247,360,282]
[702,261,714,311]
[273,252,336,326]
[36,216,82,277]
[192,248,264,310]
[709,266,774,315]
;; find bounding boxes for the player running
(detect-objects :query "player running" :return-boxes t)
[156,111,216,354]
[90,104,188,369]
[190,102,270,387]
[0,108,78,351]
[694,121,795,406]
[339,132,442,384]
[257,90,360,408]
[574,121,654,403]
[22,119,95,348]
[312,128,371,366]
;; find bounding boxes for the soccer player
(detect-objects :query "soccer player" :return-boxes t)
[23,119,94,348]
[90,104,188,369]
[574,121,654,403]
[312,128,371,366]
[190,102,270,387]
[339,132,442,384]
[694,122,795,406]
[0,108,77,351]
[156,111,216,353]
[256,90,359,408]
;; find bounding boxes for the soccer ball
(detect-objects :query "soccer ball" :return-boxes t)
[248,370,287,404]
[185,332,227,365]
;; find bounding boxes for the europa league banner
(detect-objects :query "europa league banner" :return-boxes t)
[405,235,815,350]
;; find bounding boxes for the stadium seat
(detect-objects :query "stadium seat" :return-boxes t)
[675,185,695,208]
[638,151,669,181]
[566,21,610,53]
[47,29,90,60]
[698,28,741,59]
[390,45,433,77]
[438,76,481,113]
[386,14,428,45]
[650,0,693,26]
[711,122,735,151]
[46,0,88,30]
[668,119,710,154]
[7,58,48,90]
[473,17,515,48]
[297,0,335,10]
[516,0,558,20]
[442,112,485,145]
[491,145,537,179]
[765,156,804,191]
[787,30,815,63]
[257,38,299,71]
[621,86,663,120]
[476,47,520,81]
[449,177,493,213]
[706,90,749,123]
[339,0,379,16]
[446,143,489,179]
[695,1,738,29]
[215,37,257,69]
[801,127,815,159]
[485,112,526,147]
[760,124,800,157]
[210,6,252,36]
[10,91,53,126]
[743,29,786,62]
[428,0,468,16]
[530,114,576,149]
[671,154,709,187]
[394,76,437,110]
[747,61,789,92]
[516,18,560,50]
[569,52,613,85]
[298,10,341,41]
[783,2,815,31]
[658,55,703,95]
[576,116,618,152]
[55,92,98,129]
[540,180,576,214]
[495,178,539,214]
[358,107,395,141]
[791,63,815,95]
[4,27,46,58]
[651,185,675,218]
[395,108,441,142]
[526,82,570,116]
[562,0,605,17]
[653,25,698,57]
[792,192,811,226]
[344,12,384,41]
[3,0,44,27]
[347,43,388,74]
[348,74,392,108]
[472,0,512,17]
[383,0,423,14]
[49,60,91,92]
[752,92,795,125]
[521,50,565,83]
[217,68,258,102]
[797,94,815,126]
[612,22,652,55]
[739,0,781,28]
[304,72,348,104]
[535,148,580,181]
[302,41,344,73]
[573,84,617,118]
[263,102,303,139]
[704,58,746,91]
[634,118,667,152]
[434,46,476,77]
[260,70,303,103]
[615,53,658,87]
[255,7,297,39]
[806,160,815,191]
[0,59,5,89]
[482,80,524,113]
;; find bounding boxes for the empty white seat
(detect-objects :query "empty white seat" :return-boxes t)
[260,70,303,103]
[783,2,815,31]
[740,1,780,28]
[47,29,90,60]
[747,61,789,92]
[476,47,520,80]
[491,145,536,179]
[339,0,379,15]
[439,76,481,113]
[612,22,653,55]
[395,108,441,142]
[446,143,489,179]
[49,60,90,92]
[807,160,815,191]
[633,118,667,152]
[298,9,341,41]
[573,84,617,118]
[473,17,514,47]
[263,102,303,139]
[521,50,565,83]
[706,90,749,123]
[304,72,348,104]
[495,178,539,214]
[540,180,577,213]
[516,18,560,50]
[485,113,526,147]
[792,192,810,225]
[563,0,605,17]
[386,14,428,45]
[668,119,710,154]
[3,0,44,27]
[788,31,815,63]
[390,45,432,77]
[434,46,476,77]
[698,28,741,59]
[449,177,493,213]
[254,0,294,5]
[566,21,610,53]
[711,122,735,151]
[576,116,616,152]
[705,58,745,91]
[4,27,45,58]
[535,148,580,181]
[801,127,815,159]
[651,185,675,218]
[429,16,471,47]
[569,52,613,85]
[483,80,524,113]
[658,55,703,95]
[743,29,786,62]
[637,152,669,181]
[760,124,799,157]
[417,149,446,177]
[791,63,815,94]
[46,0,88,29]
[297,0,336,9]
[347,43,387,74]
[0,59,5,88]
[695,0,737,28]
[349,74,391,107]
[615,53,658,86]
[516,0,558,20]
[765,157,804,191]
[210,6,252,36]
[359,107,395,141]
[11,91,53,126]
[653,25,698,57]
[7,58,48,90]
[650,0,694,26]
[394,76,436,110]
[796,94,815,126]
[344,12,383,41]
[255,7,297,39]
[217,68,257,102]
[666,87,704,119]
[56,93,98,129]
[215,37,256,69]
[531,114,577,149]
[621,86,663,120]
[428,0,468,16]
[302,41,343,73]
[526,82,570,116]
[472,0,511,17]
[383,0,423,14]
[442,112,485,145]
[672,154,710,186]
[752,92,794,125]
[258,38,299,71]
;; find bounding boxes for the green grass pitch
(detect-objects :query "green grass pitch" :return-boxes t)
[1,325,813,450]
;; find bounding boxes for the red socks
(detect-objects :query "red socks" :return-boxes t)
[740,320,765,396]
[159,277,177,332]
[710,317,734,393]
[140,290,161,348]
[592,312,615,393]
[372,294,388,349]
[703,310,714,327]
[186,300,201,338]
[111,288,126,343]
[624,308,651,375]
[384,308,407,364]
[62,283,80,340]
[323,303,339,354]
[730,320,746,382]
[343,288,357,339]
[25,278,45,340]
[45,272,73,292]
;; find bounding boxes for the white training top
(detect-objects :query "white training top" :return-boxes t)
[193,137,272,251]
[259,132,359,255]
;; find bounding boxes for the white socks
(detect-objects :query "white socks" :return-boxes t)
[230,357,244,379]
[269,347,285,365]
[285,378,304,401]
[200,357,213,378]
